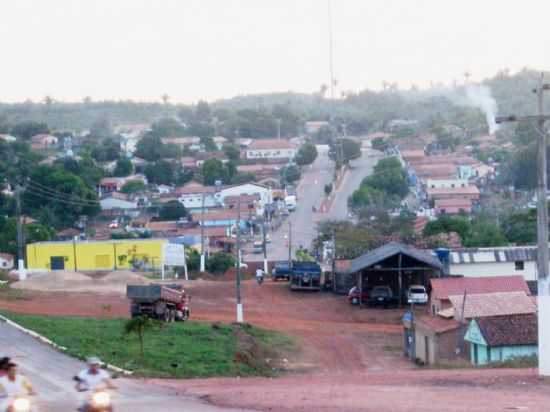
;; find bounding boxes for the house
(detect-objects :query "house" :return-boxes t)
[100,193,139,217]
[219,183,272,211]
[447,247,538,283]
[414,164,458,180]
[175,181,220,210]
[199,210,242,228]
[446,291,536,320]
[245,139,297,162]
[426,185,480,202]
[99,177,124,194]
[400,149,426,163]
[0,253,14,270]
[305,121,329,135]
[334,242,444,299]
[425,179,469,189]
[194,151,229,167]
[55,228,82,241]
[236,164,280,179]
[464,314,537,366]
[0,134,16,143]
[212,136,228,150]
[434,198,472,215]
[30,134,58,150]
[410,315,462,365]
[180,157,196,169]
[161,136,201,148]
[429,275,532,315]
[157,185,174,195]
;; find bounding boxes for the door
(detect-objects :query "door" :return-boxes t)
[473,344,479,365]
[50,256,65,270]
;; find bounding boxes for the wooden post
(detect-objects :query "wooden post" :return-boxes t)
[398,253,403,309]
[358,271,363,307]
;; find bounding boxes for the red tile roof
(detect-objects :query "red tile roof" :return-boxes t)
[175,182,217,195]
[434,198,473,208]
[449,291,536,319]
[431,275,531,301]
[247,139,295,150]
[475,314,537,346]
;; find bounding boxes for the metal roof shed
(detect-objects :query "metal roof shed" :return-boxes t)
[349,242,444,307]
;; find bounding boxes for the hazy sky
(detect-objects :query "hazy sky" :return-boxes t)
[1,0,548,104]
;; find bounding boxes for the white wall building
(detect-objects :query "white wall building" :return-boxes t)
[219,183,272,209]
[175,182,220,210]
[245,139,297,161]
[448,247,537,282]
[425,178,469,189]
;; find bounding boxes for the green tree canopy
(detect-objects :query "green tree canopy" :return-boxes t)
[362,157,409,199]
[295,142,318,166]
[11,121,49,140]
[206,252,235,274]
[159,200,188,221]
[145,161,175,185]
[121,180,147,195]
[113,157,133,177]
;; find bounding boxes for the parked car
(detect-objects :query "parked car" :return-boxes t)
[368,285,398,308]
[108,220,119,229]
[407,285,428,304]
[253,240,263,254]
[348,286,369,305]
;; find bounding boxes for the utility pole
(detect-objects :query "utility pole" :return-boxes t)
[277,118,281,140]
[15,185,27,280]
[495,72,550,376]
[288,221,292,269]
[327,0,335,125]
[236,197,243,323]
[262,219,268,274]
[200,193,206,273]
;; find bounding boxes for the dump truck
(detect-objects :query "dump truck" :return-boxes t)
[289,261,322,291]
[126,284,190,322]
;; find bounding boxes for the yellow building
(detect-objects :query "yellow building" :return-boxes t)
[26,239,168,271]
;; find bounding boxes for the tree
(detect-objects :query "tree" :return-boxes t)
[423,215,471,242]
[223,144,241,162]
[502,210,537,245]
[91,137,120,162]
[121,180,146,195]
[124,316,162,361]
[362,157,409,199]
[206,252,235,274]
[202,159,227,185]
[201,136,217,152]
[113,158,133,177]
[295,142,318,166]
[195,100,212,122]
[281,165,301,184]
[464,220,507,247]
[135,135,164,162]
[0,218,52,258]
[159,200,188,221]
[348,186,398,213]
[89,117,113,139]
[186,249,201,271]
[11,121,49,140]
[340,138,361,162]
[145,161,175,185]
[151,118,185,137]
[314,220,377,260]
[313,126,333,143]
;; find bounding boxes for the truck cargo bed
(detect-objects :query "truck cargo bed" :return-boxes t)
[127,284,182,304]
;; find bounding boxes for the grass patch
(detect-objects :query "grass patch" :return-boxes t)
[0,284,29,301]
[481,354,538,369]
[0,311,297,378]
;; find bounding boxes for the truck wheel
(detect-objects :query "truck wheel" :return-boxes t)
[182,310,189,321]
[163,310,171,322]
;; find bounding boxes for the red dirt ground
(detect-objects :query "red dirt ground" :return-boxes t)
[3,279,550,411]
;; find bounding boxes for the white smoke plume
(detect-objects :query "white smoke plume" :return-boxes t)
[459,84,499,134]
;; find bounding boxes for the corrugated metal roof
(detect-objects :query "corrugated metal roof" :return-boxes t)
[350,242,443,273]
[449,247,537,264]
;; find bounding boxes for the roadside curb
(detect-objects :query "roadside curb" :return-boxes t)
[0,313,133,376]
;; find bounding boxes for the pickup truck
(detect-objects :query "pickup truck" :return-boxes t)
[127,284,190,322]
[289,261,322,291]
[367,285,399,308]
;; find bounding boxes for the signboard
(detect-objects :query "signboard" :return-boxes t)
[162,243,186,266]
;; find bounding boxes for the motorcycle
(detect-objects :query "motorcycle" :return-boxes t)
[6,396,32,412]
[74,376,113,412]
[256,275,264,285]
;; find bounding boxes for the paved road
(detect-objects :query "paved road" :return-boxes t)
[244,147,333,262]
[0,321,250,412]
[329,149,382,220]
[244,147,382,262]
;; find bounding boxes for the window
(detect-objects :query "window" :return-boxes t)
[515,261,525,271]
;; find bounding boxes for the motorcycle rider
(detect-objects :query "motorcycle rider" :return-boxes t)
[0,361,36,411]
[75,357,116,411]
[256,268,264,284]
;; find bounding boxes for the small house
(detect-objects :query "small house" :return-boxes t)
[464,314,538,365]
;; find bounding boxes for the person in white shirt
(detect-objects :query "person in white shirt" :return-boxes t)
[75,357,116,411]
[0,362,36,411]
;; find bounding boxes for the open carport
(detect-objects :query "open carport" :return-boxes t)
[345,242,444,306]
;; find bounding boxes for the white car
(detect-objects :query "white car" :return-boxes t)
[109,220,119,229]
[407,285,428,305]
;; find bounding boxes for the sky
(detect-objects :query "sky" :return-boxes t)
[0,0,549,104]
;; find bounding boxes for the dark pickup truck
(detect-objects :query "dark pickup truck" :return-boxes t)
[272,262,291,281]
[367,285,399,308]
[289,261,322,291]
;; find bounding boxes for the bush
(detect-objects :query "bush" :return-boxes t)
[206,252,236,274]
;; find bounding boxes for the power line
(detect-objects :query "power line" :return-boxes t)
[25,189,100,208]
[27,180,100,205]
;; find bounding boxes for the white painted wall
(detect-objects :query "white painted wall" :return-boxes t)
[449,261,537,282]
[219,184,272,208]
[246,148,297,160]
[178,193,219,209]
[426,179,469,189]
